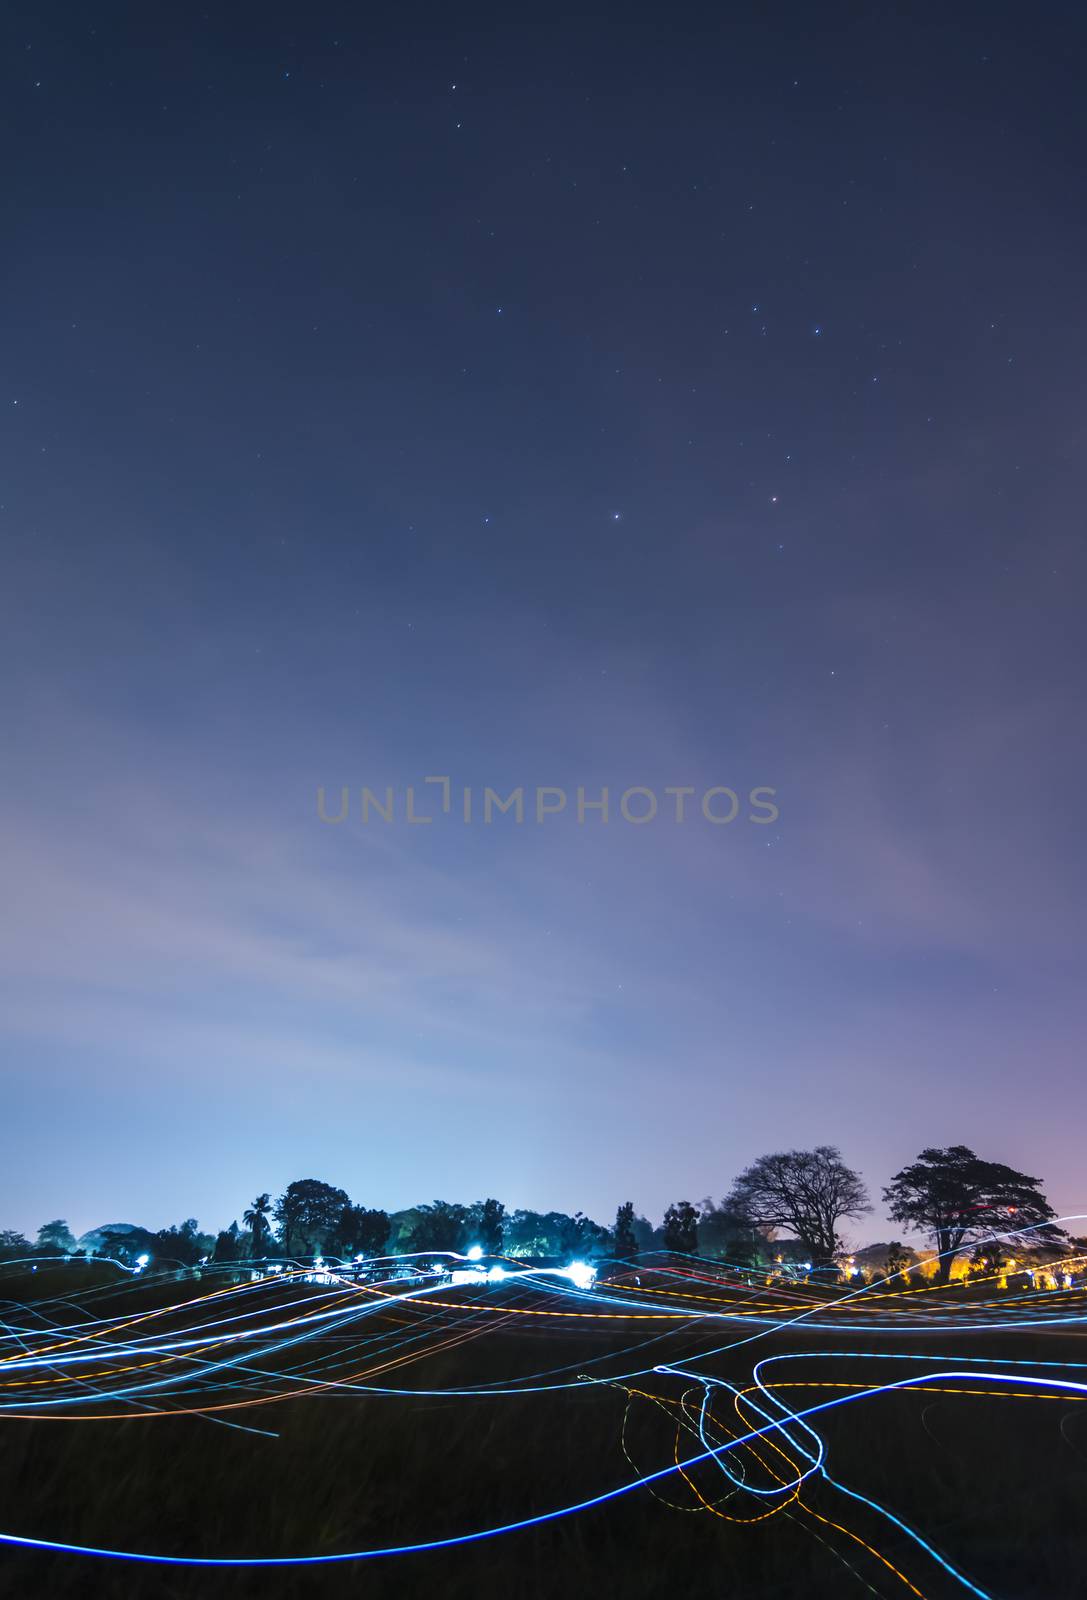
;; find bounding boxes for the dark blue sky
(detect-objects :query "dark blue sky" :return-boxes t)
[2,3,1085,1239]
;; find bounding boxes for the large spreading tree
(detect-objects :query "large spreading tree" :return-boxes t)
[276,1179,350,1257]
[727,1146,870,1266]
[883,1145,1063,1284]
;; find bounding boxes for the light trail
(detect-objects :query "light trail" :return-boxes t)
[1,1240,1085,1595]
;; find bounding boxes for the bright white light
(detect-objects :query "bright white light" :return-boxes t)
[135,1253,149,1268]
[355,1254,366,1263]
[565,1260,597,1291]
[314,1256,324,1268]
[466,1244,483,1261]
[487,1265,506,1282]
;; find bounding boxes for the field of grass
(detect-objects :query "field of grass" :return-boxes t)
[1,1261,1084,1598]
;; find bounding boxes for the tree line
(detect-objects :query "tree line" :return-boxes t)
[0,1143,1069,1286]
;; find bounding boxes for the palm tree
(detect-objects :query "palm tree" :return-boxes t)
[243,1193,273,1260]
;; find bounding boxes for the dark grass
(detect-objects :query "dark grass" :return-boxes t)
[1,1270,1085,1599]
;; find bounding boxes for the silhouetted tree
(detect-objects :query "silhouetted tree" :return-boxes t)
[0,1230,32,1261]
[555,1211,608,1257]
[243,1193,274,1258]
[385,1208,424,1253]
[504,1211,558,1257]
[630,1213,656,1252]
[212,1224,242,1263]
[36,1220,76,1254]
[883,1145,1063,1285]
[697,1199,765,1266]
[728,1147,870,1266]
[95,1227,153,1265]
[662,1200,699,1254]
[276,1180,350,1257]
[504,1209,606,1259]
[408,1201,469,1253]
[148,1219,209,1268]
[968,1241,1010,1280]
[613,1202,638,1258]
[885,1241,914,1279]
[330,1204,391,1258]
[467,1198,505,1254]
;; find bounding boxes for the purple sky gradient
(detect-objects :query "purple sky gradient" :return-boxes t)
[2,6,1084,1243]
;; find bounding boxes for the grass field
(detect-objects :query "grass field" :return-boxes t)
[1,1261,1085,1598]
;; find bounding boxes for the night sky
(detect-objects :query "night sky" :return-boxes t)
[3,4,1085,1239]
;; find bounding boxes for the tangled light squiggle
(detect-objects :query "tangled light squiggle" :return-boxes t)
[2,1230,1085,1594]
